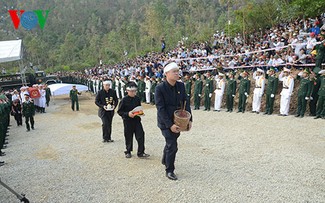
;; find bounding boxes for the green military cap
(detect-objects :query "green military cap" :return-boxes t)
[269,67,276,72]
[196,72,201,77]
[303,68,310,74]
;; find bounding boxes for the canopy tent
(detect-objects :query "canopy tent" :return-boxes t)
[48,83,88,96]
[0,39,23,63]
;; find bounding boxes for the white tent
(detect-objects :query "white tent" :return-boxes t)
[0,39,23,63]
[48,83,88,96]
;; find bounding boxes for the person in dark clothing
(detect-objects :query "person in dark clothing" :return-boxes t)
[22,93,35,132]
[117,82,150,159]
[11,99,22,126]
[95,81,118,142]
[155,62,192,181]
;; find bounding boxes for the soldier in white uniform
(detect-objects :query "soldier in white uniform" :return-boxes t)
[120,78,126,98]
[279,68,295,116]
[145,76,152,104]
[252,68,266,114]
[214,72,226,111]
[39,85,46,113]
[20,86,27,103]
[115,77,120,99]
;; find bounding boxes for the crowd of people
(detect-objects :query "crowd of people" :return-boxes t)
[0,84,52,166]
[51,15,325,119]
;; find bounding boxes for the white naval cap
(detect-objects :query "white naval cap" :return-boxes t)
[257,68,264,73]
[283,67,291,72]
[319,70,325,75]
[164,62,179,74]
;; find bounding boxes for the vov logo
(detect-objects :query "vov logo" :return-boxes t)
[8,10,50,30]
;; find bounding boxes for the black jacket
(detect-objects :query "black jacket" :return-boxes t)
[95,89,118,118]
[155,80,192,130]
[117,95,142,121]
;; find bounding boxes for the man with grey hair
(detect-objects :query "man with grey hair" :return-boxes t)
[155,62,192,181]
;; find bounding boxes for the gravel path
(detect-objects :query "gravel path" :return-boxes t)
[1,93,324,203]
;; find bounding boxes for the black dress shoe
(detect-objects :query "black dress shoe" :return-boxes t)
[166,172,178,180]
[295,114,300,117]
[2,145,7,149]
[102,139,108,143]
[0,161,4,164]
[264,112,268,115]
[4,142,8,145]
[125,153,132,158]
[314,116,321,119]
[300,115,304,118]
[107,140,114,142]
[0,162,4,167]
[0,152,6,156]
[226,110,230,112]
[138,153,150,158]
[31,127,35,130]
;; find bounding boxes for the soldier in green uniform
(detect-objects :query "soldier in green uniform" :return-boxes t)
[70,85,81,111]
[264,67,279,115]
[309,72,321,116]
[0,94,10,159]
[45,84,52,107]
[203,72,214,111]
[237,71,250,113]
[194,73,203,110]
[184,74,192,102]
[314,35,325,74]
[295,69,312,118]
[22,93,35,132]
[137,76,145,102]
[315,70,325,119]
[226,71,236,112]
[150,77,157,105]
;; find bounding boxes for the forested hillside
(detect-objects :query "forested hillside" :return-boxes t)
[0,0,324,71]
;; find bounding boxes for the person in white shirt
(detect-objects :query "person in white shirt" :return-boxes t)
[213,73,226,111]
[279,68,295,116]
[12,90,21,103]
[145,76,152,104]
[252,68,266,114]
[306,32,317,54]
[39,85,46,113]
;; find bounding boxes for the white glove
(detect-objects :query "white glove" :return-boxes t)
[187,94,190,97]
[209,93,212,98]
[244,92,248,97]
[232,95,235,97]
[198,94,201,97]
[310,96,313,100]
[305,97,309,100]
[271,94,275,98]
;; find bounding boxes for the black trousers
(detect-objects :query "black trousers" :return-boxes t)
[309,95,318,116]
[101,114,113,140]
[25,116,34,130]
[14,113,23,126]
[123,119,145,155]
[161,129,180,173]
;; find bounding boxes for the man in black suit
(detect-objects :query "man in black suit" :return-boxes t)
[95,81,118,142]
[155,62,192,181]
